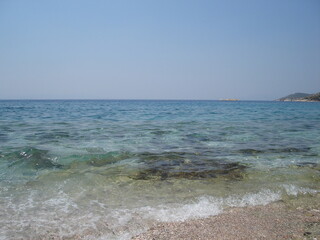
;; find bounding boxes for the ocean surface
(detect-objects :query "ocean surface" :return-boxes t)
[0,100,319,239]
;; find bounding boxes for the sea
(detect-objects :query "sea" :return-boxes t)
[0,100,319,239]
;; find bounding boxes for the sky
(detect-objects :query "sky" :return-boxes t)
[0,0,319,100]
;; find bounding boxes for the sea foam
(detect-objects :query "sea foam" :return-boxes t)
[0,185,318,240]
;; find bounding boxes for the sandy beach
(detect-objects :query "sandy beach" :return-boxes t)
[133,195,320,240]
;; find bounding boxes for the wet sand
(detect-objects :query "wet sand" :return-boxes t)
[132,196,320,240]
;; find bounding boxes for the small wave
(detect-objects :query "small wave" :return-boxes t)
[1,185,318,240]
[140,197,222,222]
[6,147,63,170]
[282,184,319,196]
[138,189,281,223]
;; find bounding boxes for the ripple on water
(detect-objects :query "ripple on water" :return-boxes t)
[6,147,63,170]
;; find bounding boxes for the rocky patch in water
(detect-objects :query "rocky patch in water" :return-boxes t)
[237,147,311,155]
[295,162,320,171]
[129,152,247,180]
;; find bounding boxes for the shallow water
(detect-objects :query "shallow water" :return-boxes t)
[0,100,319,239]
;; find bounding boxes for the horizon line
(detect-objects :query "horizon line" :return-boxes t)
[0,98,273,101]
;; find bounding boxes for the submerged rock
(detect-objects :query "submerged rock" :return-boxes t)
[130,164,246,181]
[237,149,264,154]
[237,147,310,155]
[129,152,247,181]
[296,162,319,169]
[268,147,310,153]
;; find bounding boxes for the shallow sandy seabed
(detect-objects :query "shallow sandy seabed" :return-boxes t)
[132,195,320,240]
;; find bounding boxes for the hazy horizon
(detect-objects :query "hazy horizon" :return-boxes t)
[0,90,318,101]
[1,0,319,100]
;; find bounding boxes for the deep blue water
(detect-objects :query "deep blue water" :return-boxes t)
[0,100,319,239]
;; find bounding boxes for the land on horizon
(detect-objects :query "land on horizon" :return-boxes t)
[277,91,320,102]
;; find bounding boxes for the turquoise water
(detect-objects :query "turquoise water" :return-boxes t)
[0,100,319,239]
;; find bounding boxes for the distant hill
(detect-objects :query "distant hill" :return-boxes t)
[303,92,320,101]
[277,92,320,102]
[277,92,311,101]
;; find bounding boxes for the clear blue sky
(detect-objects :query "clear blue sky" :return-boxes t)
[0,0,319,100]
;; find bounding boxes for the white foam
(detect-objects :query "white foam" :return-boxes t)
[135,189,282,223]
[43,191,79,213]
[282,184,319,196]
[224,189,282,207]
[1,185,318,240]
[140,197,222,222]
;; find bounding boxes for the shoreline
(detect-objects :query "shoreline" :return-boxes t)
[132,195,320,240]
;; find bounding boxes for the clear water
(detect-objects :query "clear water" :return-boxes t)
[0,100,319,239]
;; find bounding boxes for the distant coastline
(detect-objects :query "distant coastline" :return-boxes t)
[219,98,240,101]
[276,92,320,102]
